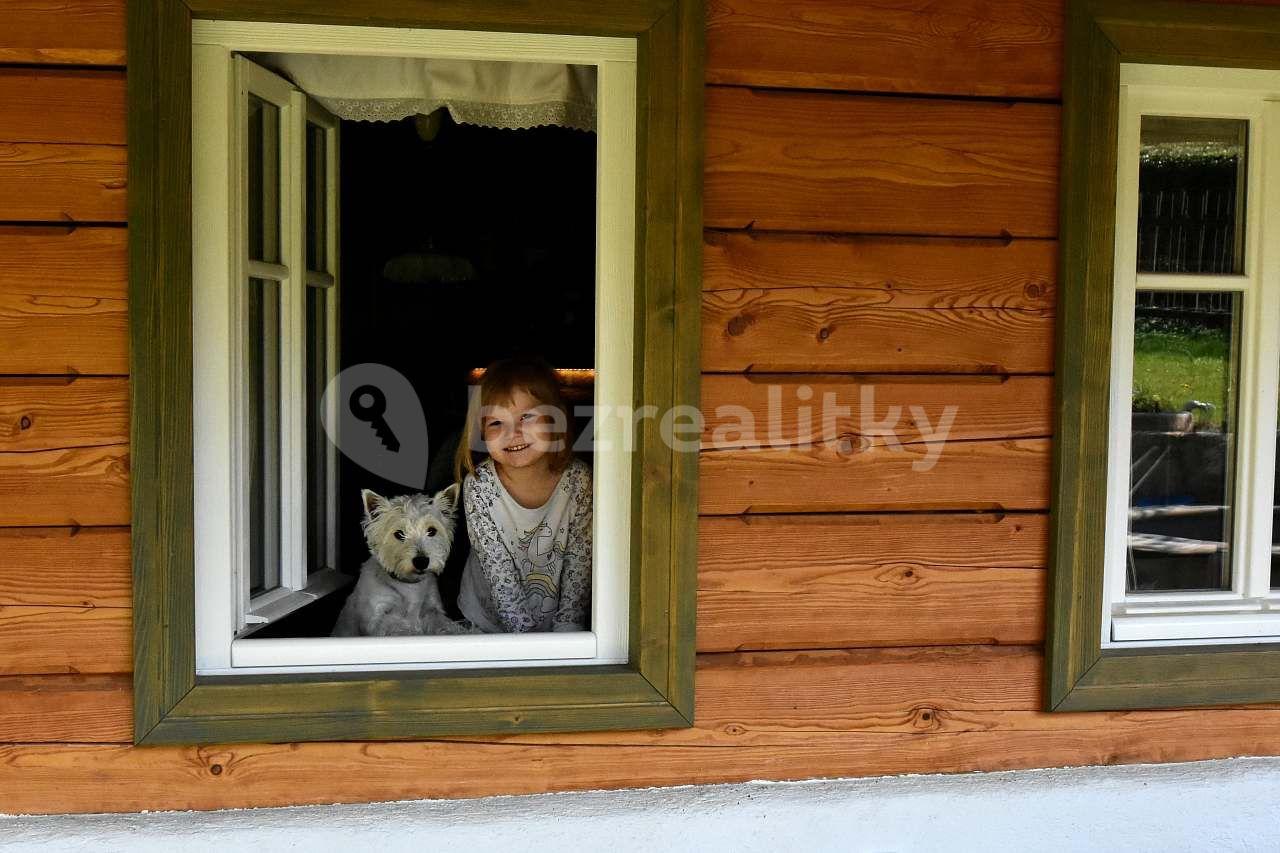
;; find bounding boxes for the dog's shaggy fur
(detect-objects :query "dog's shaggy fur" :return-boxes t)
[331,484,474,637]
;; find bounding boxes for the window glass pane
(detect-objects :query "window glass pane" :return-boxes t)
[306,285,329,575]
[248,277,281,596]
[247,95,281,264]
[1127,290,1240,592]
[1138,116,1247,275]
[306,122,327,273]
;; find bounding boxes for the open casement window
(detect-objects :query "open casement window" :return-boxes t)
[1049,0,1280,711]
[195,34,632,674]
[130,0,700,744]
[199,55,348,648]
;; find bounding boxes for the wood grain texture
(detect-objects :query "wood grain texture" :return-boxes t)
[0,144,126,223]
[7,647,1280,813]
[697,513,1046,651]
[0,444,129,526]
[0,228,127,374]
[0,0,126,65]
[0,70,126,146]
[706,0,1062,98]
[705,86,1060,237]
[703,232,1056,308]
[0,378,127,453]
[701,374,1051,450]
[0,511,1042,677]
[0,527,130,608]
[704,288,1053,374]
[0,605,129,675]
[0,674,131,742]
[699,438,1050,514]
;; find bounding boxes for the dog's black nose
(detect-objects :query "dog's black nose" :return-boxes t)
[412,554,430,573]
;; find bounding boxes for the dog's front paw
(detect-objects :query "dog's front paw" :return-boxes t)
[422,611,478,636]
[373,615,420,636]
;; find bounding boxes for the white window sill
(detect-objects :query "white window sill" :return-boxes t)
[223,630,605,674]
[1111,597,1280,643]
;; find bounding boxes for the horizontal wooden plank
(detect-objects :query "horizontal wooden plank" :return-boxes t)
[0,674,130,742]
[705,87,1059,237]
[0,144,126,223]
[0,69,125,146]
[7,647,1280,813]
[0,511,1042,672]
[0,0,125,65]
[0,604,129,675]
[701,375,1051,450]
[0,444,130,526]
[0,378,128,453]
[0,527,129,608]
[697,513,1046,651]
[699,438,1050,514]
[703,288,1053,374]
[706,0,1062,98]
[703,232,1056,308]
[0,227,128,374]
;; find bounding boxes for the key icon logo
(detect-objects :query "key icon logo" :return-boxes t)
[321,363,428,489]
[349,384,399,452]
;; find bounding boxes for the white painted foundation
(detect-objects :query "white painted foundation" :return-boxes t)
[5,757,1280,851]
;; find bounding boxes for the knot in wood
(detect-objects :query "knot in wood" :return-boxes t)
[877,562,924,588]
[723,723,747,736]
[912,706,940,730]
[209,763,223,776]
[835,433,866,456]
[1024,280,1047,301]
[816,326,831,342]
[725,314,753,337]
[19,415,32,431]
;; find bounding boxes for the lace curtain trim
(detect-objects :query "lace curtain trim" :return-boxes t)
[315,96,596,132]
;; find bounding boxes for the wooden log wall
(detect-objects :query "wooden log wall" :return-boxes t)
[2,0,1279,816]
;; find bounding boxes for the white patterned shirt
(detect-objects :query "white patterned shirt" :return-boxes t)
[457,457,592,633]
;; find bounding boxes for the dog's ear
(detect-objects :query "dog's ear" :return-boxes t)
[361,489,388,519]
[435,482,460,517]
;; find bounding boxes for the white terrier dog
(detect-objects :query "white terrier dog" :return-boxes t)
[331,484,473,637]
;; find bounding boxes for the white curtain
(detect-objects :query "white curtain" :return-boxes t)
[255,53,596,132]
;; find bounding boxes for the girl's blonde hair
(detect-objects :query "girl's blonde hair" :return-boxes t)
[454,356,575,482]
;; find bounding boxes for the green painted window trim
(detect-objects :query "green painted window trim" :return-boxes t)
[128,0,702,744]
[1048,0,1280,712]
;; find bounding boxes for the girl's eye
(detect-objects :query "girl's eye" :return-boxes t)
[520,412,535,421]
[394,530,406,541]
[426,528,437,538]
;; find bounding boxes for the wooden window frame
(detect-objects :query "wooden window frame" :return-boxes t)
[128,0,702,744]
[1049,0,1280,711]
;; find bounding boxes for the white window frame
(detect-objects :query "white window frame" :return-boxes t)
[1104,63,1280,647]
[191,20,637,674]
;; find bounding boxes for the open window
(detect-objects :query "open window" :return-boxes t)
[130,1,700,743]
[193,32,635,674]
[193,54,347,643]
[1048,0,1280,711]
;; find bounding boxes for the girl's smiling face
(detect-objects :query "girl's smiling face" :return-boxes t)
[480,387,563,471]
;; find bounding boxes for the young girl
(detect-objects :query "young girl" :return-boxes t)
[454,357,592,633]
